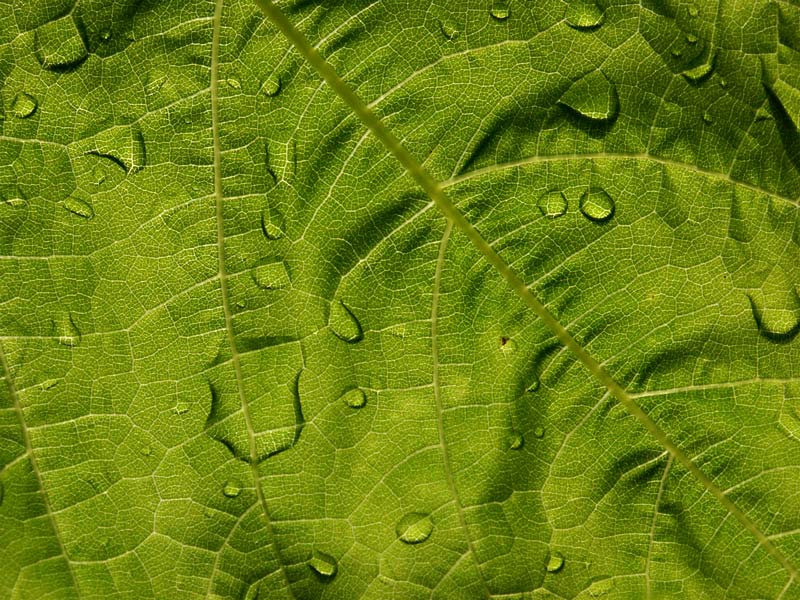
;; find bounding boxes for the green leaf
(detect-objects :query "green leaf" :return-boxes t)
[2,1,800,599]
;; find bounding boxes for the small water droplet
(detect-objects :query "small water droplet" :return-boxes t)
[718,78,728,89]
[63,195,94,219]
[11,93,37,119]
[565,0,604,30]
[439,18,459,40]
[99,29,112,42]
[507,430,524,450]
[671,48,683,58]
[341,387,367,409]
[688,4,699,17]
[308,550,337,579]
[174,401,190,415]
[396,512,434,544]
[545,550,564,573]
[526,378,540,393]
[251,261,291,290]
[140,446,152,457]
[755,107,771,121]
[748,268,800,342]
[534,426,545,438]
[261,75,281,97]
[54,313,81,347]
[261,208,284,240]
[42,378,59,390]
[579,188,615,222]
[329,300,363,343]
[702,110,714,124]
[2,191,27,208]
[558,70,619,122]
[92,165,107,185]
[686,33,698,44]
[587,578,615,596]
[35,16,88,70]
[489,0,510,20]
[538,190,568,219]
[222,480,242,498]
[226,78,241,90]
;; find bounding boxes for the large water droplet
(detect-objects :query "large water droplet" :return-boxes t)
[261,75,281,97]
[439,18,459,40]
[396,512,434,544]
[489,0,510,20]
[63,195,94,219]
[558,71,619,122]
[11,93,38,119]
[507,430,524,450]
[222,480,242,498]
[251,261,291,290]
[545,550,564,573]
[538,191,568,219]
[54,313,81,347]
[261,208,284,240]
[341,388,367,409]
[329,300,363,343]
[748,268,800,342]
[565,0,604,30]
[308,550,337,579]
[682,53,716,83]
[35,16,88,70]
[579,188,615,222]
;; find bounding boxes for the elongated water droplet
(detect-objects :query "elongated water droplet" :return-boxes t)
[507,430,524,450]
[54,313,81,347]
[330,300,363,343]
[546,550,564,573]
[490,0,510,20]
[35,16,88,70]
[11,93,37,118]
[526,378,540,393]
[42,378,60,390]
[439,18,459,40]
[63,196,94,219]
[341,388,367,409]
[261,75,281,97]
[565,0,604,30]
[251,261,291,290]
[538,191,568,219]
[261,208,284,240]
[748,268,800,342]
[396,512,434,544]
[534,426,545,439]
[682,53,716,83]
[222,480,242,498]
[226,78,241,90]
[2,188,27,208]
[558,71,619,122]
[588,578,615,596]
[579,188,615,222]
[308,550,337,579]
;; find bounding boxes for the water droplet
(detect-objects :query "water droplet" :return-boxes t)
[329,300,363,343]
[748,268,800,342]
[671,48,683,58]
[565,0,604,30]
[755,107,771,121]
[702,110,714,124]
[174,401,190,415]
[682,52,716,83]
[308,550,337,579]
[507,430,524,450]
[686,33,698,44]
[63,195,94,219]
[718,78,728,89]
[42,378,59,390]
[688,4,699,17]
[226,78,241,90]
[261,75,281,97]
[579,188,615,222]
[251,261,291,290]
[439,18,459,40]
[88,125,147,174]
[99,29,112,42]
[558,70,619,122]
[11,93,37,119]
[587,578,615,596]
[538,190,568,219]
[92,165,107,185]
[35,16,88,70]
[489,0,510,20]
[222,480,242,498]
[140,446,152,457]
[261,208,284,240]
[396,512,434,544]
[341,387,367,409]
[526,378,540,393]
[54,313,81,347]
[2,190,27,208]
[534,426,545,438]
[545,551,564,573]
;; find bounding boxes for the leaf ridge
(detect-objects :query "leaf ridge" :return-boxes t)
[254,0,799,584]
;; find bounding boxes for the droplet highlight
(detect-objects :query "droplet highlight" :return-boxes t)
[396,512,434,544]
[489,0,510,20]
[308,550,337,579]
[251,261,291,290]
[748,268,800,342]
[341,388,367,409]
[11,93,37,119]
[558,71,619,122]
[546,550,564,573]
[579,188,615,222]
[329,300,363,343]
[565,0,604,30]
[54,313,81,347]
[538,191,568,219]
[222,480,242,498]
[35,16,88,70]
[63,196,94,219]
